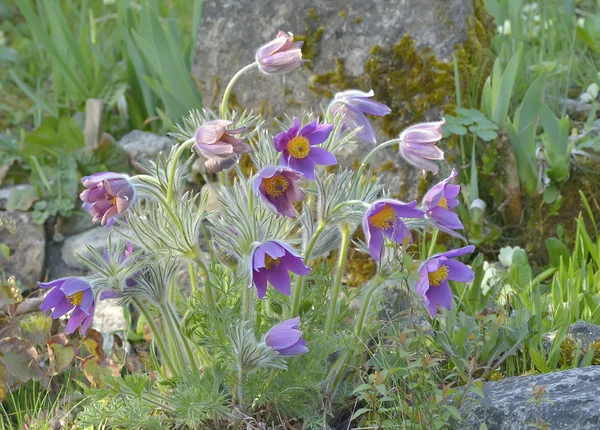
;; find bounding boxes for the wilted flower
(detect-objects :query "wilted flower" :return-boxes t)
[398,119,446,177]
[422,168,464,238]
[253,166,305,218]
[250,240,311,299]
[255,31,303,74]
[274,117,335,180]
[415,245,475,317]
[39,278,94,334]
[265,317,308,356]
[363,199,424,261]
[193,120,251,173]
[80,172,136,227]
[330,89,391,144]
[99,242,136,300]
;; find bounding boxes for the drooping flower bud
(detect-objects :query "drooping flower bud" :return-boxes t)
[265,317,308,356]
[80,172,136,227]
[398,119,446,177]
[256,31,303,74]
[193,120,252,173]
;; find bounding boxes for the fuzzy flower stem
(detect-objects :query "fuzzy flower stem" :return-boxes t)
[161,303,188,373]
[132,298,177,376]
[290,221,326,317]
[220,62,258,118]
[166,137,195,205]
[166,303,198,370]
[242,281,254,326]
[187,262,198,295]
[355,138,403,179]
[325,224,351,335]
[427,229,439,258]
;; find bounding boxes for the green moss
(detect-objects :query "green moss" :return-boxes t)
[295,26,324,71]
[307,7,319,21]
[338,10,347,19]
[309,33,455,138]
[558,337,577,367]
[355,16,363,25]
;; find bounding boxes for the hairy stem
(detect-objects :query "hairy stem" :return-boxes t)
[133,298,177,376]
[219,62,258,118]
[166,137,195,205]
[325,224,351,335]
[290,221,326,317]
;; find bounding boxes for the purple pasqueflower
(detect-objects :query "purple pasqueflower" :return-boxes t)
[255,31,303,74]
[274,117,336,180]
[250,240,311,299]
[363,199,424,261]
[39,278,94,334]
[193,120,252,173]
[253,166,305,218]
[80,172,136,227]
[265,317,308,356]
[330,89,391,145]
[398,119,446,177]
[415,245,475,318]
[422,168,464,238]
[99,242,136,300]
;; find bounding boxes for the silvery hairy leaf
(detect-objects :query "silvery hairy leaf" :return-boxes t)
[169,108,259,143]
[230,321,286,375]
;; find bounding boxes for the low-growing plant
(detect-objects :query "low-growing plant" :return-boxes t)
[30,30,479,429]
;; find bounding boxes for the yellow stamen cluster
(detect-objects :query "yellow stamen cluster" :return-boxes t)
[287,136,310,159]
[265,255,281,269]
[105,192,117,206]
[428,265,449,286]
[263,175,290,197]
[438,197,448,209]
[368,204,397,230]
[67,291,84,306]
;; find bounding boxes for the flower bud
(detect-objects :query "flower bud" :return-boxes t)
[255,31,303,74]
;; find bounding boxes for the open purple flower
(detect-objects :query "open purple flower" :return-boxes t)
[274,117,336,180]
[250,240,311,299]
[256,31,303,74]
[99,242,137,300]
[330,90,391,144]
[415,245,475,318]
[193,120,251,173]
[399,119,446,177]
[423,168,464,238]
[39,278,94,334]
[80,172,136,227]
[363,199,424,261]
[265,317,308,356]
[253,166,305,218]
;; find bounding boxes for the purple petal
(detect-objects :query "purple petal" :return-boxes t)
[40,287,66,311]
[278,338,309,355]
[436,245,475,260]
[347,97,391,117]
[61,278,91,296]
[267,263,291,296]
[367,227,384,261]
[429,207,464,230]
[306,123,333,146]
[253,269,268,299]
[288,156,316,180]
[66,307,87,334]
[425,281,453,317]
[266,327,303,350]
[334,89,374,101]
[444,260,474,283]
[298,118,319,137]
[383,220,412,245]
[99,290,118,300]
[281,252,311,276]
[51,299,74,319]
[307,147,337,166]
[38,279,66,290]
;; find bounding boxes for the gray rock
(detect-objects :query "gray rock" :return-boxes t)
[58,210,97,238]
[92,299,127,334]
[459,367,600,430]
[192,0,472,197]
[118,130,175,167]
[0,211,45,288]
[61,227,125,271]
[0,185,33,210]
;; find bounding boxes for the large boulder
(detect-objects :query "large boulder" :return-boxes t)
[460,367,600,429]
[0,211,45,288]
[192,0,475,196]
[118,130,175,168]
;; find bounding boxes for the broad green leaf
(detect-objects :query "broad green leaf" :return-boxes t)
[530,349,550,373]
[47,334,76,375]
[0,337,47,382]
[80,356,120,388]
[546,238,570,268]
[543,184,559,204]
[492,45,522,129]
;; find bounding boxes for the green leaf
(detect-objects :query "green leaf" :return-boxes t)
[47,334,77,375]
[350,407,372,421]
[6,185,39,212]
[473,128,498,141]
[0,337,47,382]
[491,45,522,129]
[543,184,559,204]
[530,348,550,373]
[546,238,570,268]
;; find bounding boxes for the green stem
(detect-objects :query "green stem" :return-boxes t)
[133,298,176,376]
[161,304,187,373]
[427,229,439,258]
[167,304,199,370]
[355,138,402,179]
[219,62,258,117]
[242,281,253,326]
[325,225,351,335]
[188,262,197,295]
[166,137,195,205]
[290,221,327,317]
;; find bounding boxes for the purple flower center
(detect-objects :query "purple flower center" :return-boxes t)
[67,291,84,306]
[428,265,449,286]
[265,255,281,269]
[368,204,397,230]
[287,136,310,159]
[263,175,290,197]
[438,197,448,210]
